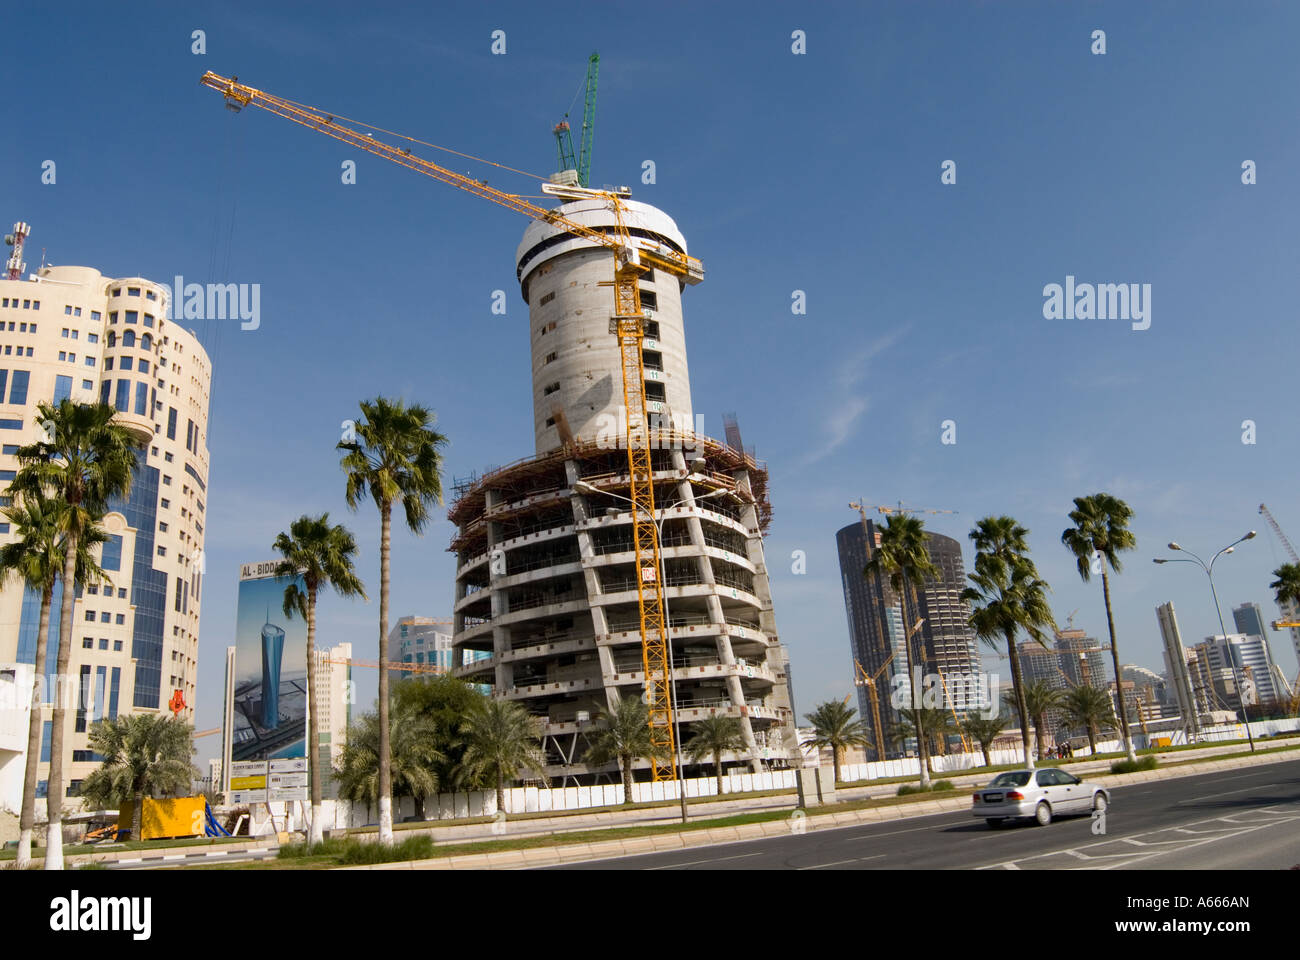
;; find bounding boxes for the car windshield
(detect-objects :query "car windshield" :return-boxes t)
[988,772,1032,787]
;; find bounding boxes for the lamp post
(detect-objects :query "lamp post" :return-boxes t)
[1153,531,1257,753]
[574,473,730,823]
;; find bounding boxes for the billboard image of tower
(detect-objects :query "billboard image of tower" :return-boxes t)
[229,561,308,762]
[260,615,286,729]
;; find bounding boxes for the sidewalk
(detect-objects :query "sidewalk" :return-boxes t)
[346,740,1300,870]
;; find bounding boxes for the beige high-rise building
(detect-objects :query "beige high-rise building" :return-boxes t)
[0,261,212,813]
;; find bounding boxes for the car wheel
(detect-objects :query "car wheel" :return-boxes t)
[1092,792,1108,813]
[985,818,1004,829]
[1034,801,1052,826]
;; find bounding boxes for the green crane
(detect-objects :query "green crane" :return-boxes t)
[552,52,599,187]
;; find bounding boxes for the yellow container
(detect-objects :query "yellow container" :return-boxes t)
[118,796,207,840]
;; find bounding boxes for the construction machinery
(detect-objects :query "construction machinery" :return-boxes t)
[552,52,599,187]
[201,72,702,781]
[854,653,894,761]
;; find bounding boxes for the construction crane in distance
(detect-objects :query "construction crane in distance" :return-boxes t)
[868,501,958,518]
[1260,503,1299,563]
[200,71,702,782]
[552,52,599,187]
[854,652,895,761]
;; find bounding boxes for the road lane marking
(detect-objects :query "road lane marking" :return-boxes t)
[1179,783,1279,803]
[646,852,763,870]
[799,855,885,870]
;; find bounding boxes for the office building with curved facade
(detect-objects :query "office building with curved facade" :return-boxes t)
[448,197,796,786]
[0,261,211,812]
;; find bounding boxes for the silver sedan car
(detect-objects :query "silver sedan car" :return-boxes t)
[972,768,1109,827]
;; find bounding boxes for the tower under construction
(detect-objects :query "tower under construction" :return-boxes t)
[448,197,797,786]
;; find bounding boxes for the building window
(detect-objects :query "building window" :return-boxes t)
[82,638,93,649]
[115,614,125,625]
[143,314,154,328]
[85,610,96,622]
[125,311,138,324]
[117,588,126,599]
[87,585,98,595]
[104,357,114,371]
[114,379,129,412]
[644,381,666,402]
[127,287,140,297]
[544,352,557,364]
[84,357,95,367]
[163,475,171,486]
[102,534,123,571]
[8,370,29,405]
[99,638,109,650]
[91,311,101,322]
[100,612,110,623]
[81,379,93,391]
[53,375,72,404]
[159,522,168,532]
[545,417,556,427]
[120,356,133,371]
[539,291,556,306]
[166,407,177,440]
[164,452,173,462]
[114,640,123,652]
[543,381,560,396]
[640,290,658,310]
[157,546,166,557]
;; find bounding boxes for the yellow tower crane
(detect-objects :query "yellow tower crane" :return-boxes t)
[199,73,703,781]
[854,653,895,761]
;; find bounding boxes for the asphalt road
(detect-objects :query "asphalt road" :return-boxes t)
[546,758,1300,870]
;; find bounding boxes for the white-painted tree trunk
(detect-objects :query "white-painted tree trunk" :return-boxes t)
[378,795,393,845]
[16,828,32,869]
[310,803,324,845]
[45,826,63,871]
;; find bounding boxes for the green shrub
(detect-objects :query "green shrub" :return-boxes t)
[897,779,955,796]
[277,836,347,860]
[932,779,955,791]
[1110,756,1158,774]
[337,834,435,865]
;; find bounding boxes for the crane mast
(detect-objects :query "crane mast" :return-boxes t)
[199,71,700,780]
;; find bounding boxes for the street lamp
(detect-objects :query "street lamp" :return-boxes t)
[1153,531,1258,752]
[573,475,731,822]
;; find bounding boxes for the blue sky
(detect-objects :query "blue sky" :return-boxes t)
[4,2,1299,763]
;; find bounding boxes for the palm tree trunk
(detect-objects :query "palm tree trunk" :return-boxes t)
[714,749,723,796]
[1005,629,1034,769]
[1087,723,1098,756]
[44,528,79,870]
[497,769,505,814]
[981,744,991,766]
[377,502,393,845]
[132,791,144,841]
[16,584,53,868]
[307,585,323,846]
[832,745,841,785]
[1101,570,1136,762]
[902,577,930,787]
[1035,717,1046,762]
[621,757,633,803]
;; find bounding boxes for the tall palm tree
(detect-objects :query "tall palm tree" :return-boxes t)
[963,549,1057,770]
[864,514,940,786]
[683,715,747,796]
[1013,680,1065,761]
[801,700,870,784]
[457,698,548,814]
[960,713,1008,766]
[0,493,109,867]
[333,706,444,819]
[12,400,139,869]
[272,513,367,845]
[584,695,654,803]
[1062,493,1139,762]
[338,396,448,845]
[1062,685,1114,756]
[80,714,197,841]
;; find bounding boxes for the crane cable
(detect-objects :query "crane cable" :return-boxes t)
[265,90,552,184]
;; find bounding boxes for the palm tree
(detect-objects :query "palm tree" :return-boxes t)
[1062,685,1114,756]
[960,713,1008,766]
[12,400,140,869]
[683,715,747,796]
[272,513,367,846]
[894,706,957,766]
[963,539,1057,770]
[338,396,448,846]
[391,674,486,788]
[1062,493,1138,763]
[802,700,870,784]
[865,514,940,786]
[1014,680,1065,761]
[584,695,654,803]
[457,698,548,814]
[79,714,197,841]
[0,492,110,867]
[1270,563,1300,617]
[333,706,444,821]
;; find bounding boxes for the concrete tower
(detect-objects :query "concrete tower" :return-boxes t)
[0,261,211,814]
[450,196,795,787]
[518,198,695,456]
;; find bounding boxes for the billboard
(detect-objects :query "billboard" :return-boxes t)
[230,561,308,763]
